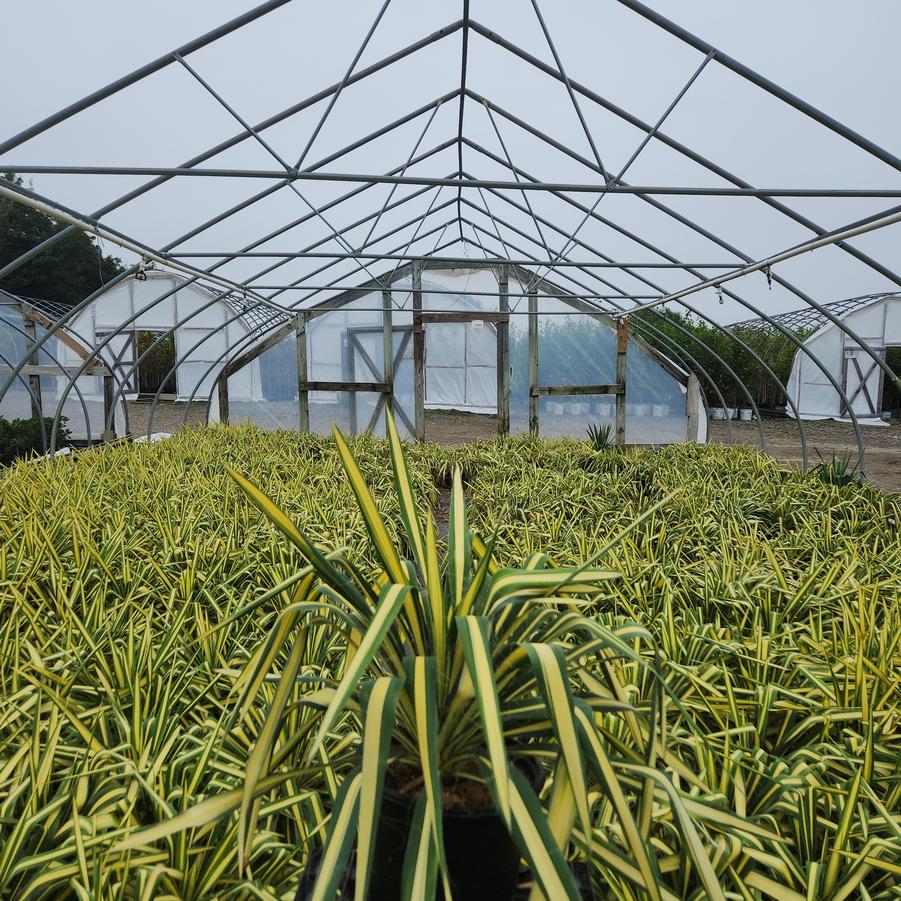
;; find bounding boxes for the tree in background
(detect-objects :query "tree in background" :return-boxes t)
[0,173,124,305]
[635,309,811,410]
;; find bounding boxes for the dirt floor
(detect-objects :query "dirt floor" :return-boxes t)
[127,401,901,494]
[707,417,901,494]
[126,399,211,436]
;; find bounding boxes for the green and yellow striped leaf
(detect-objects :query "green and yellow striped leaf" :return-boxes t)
[386,406,427,575]
[310,583,410,758]
[401,794,439,901]
[509,767,580,901]
[523,643,592,844]
[227,466,363,605]
[355,676,405,901]
[332,425,407,584]
[407,655,451,897]
[456,615,511,826]
[447,466,470,606]
[310,769,363,901]
[573,702,661,900]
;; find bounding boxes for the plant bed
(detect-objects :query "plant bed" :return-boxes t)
[3,427,899,899]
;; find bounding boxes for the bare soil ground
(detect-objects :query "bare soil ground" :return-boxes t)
[126,399,210,435]
[127,401,901,493]
[428,410,901,493]
[708,417,901,494]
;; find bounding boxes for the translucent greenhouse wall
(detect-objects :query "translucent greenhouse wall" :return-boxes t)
[225,296,415,439]
[60,274,261,405]
[226,333,299,432]
[786,294,901,423]
[512,294,690,443]
[221,267,700,444]
[0,301,126,442]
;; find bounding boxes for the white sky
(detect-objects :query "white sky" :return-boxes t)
[2,0,899,324]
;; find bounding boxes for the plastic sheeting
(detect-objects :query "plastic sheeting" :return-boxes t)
[786,294,901,423]
[58,273,261,404]
[0,301,127,441]
[263,267,699,443]
[509,293,690,444]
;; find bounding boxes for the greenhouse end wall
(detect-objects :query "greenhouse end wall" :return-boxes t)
[220,266,702,445]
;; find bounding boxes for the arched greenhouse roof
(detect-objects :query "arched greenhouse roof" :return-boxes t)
[1,0,899,471]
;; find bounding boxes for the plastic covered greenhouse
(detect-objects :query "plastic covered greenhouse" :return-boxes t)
[1,0,899,472]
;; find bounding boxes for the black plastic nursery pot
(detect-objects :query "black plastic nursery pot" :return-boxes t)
[367,780,523,901]
[296,758,546,901]
[292,798,523,901]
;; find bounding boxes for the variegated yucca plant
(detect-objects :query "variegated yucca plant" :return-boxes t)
[225,410,679,900]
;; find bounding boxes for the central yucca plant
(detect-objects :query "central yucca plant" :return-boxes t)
[227,411,676,900]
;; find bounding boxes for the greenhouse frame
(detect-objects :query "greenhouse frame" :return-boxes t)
[1,0,900,472]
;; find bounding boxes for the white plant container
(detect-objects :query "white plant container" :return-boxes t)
[546,401,566,415]
[709,407,725,420]
[593,401,613,418]
[634,403,651,416]
[727,407,738,420]
[651,404,668,417]
[566,402,589,415]
[738,408,753,421]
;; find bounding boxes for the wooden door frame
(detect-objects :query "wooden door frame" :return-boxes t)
[414,310,510,440]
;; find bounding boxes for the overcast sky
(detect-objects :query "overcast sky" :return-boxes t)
[2,0,899,323]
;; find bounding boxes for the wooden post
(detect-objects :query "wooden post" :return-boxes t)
[412,261,425,441]
[686,372,701,443]
[496,265,510,436]
[216,371,230,425]
[22,309,43,421]
[615,318,628,446]
[101,374,116,443]
[382,289,394,420]
[296,313,309,432]
[528,288,539,438]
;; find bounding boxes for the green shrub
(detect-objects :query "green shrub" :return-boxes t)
[0,415,68,465]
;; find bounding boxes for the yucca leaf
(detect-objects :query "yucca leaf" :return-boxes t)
[355,676,405,901]
[523,643,592,845]
[407,655,451,897]
[238,627,308,871]
[744,871,806,900]
[331,425,407,584]
[401,794,439,901]
[823,768,863,895]
[310,769,363,901]
[458,530,497,618]
[310,583,410,759]
[537,760,577,879]
[487,568,619,609]
[200,565,314,638]
[424,513,446,677]
[573,702,661,900]
[471,532,500,576]
[617,762,725,901]
[113,770,308,851]
[509,766,580,901]
[447,466,470,606]
[386,406,426,575]
[226,466,363,605]
[456,615,511,827]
